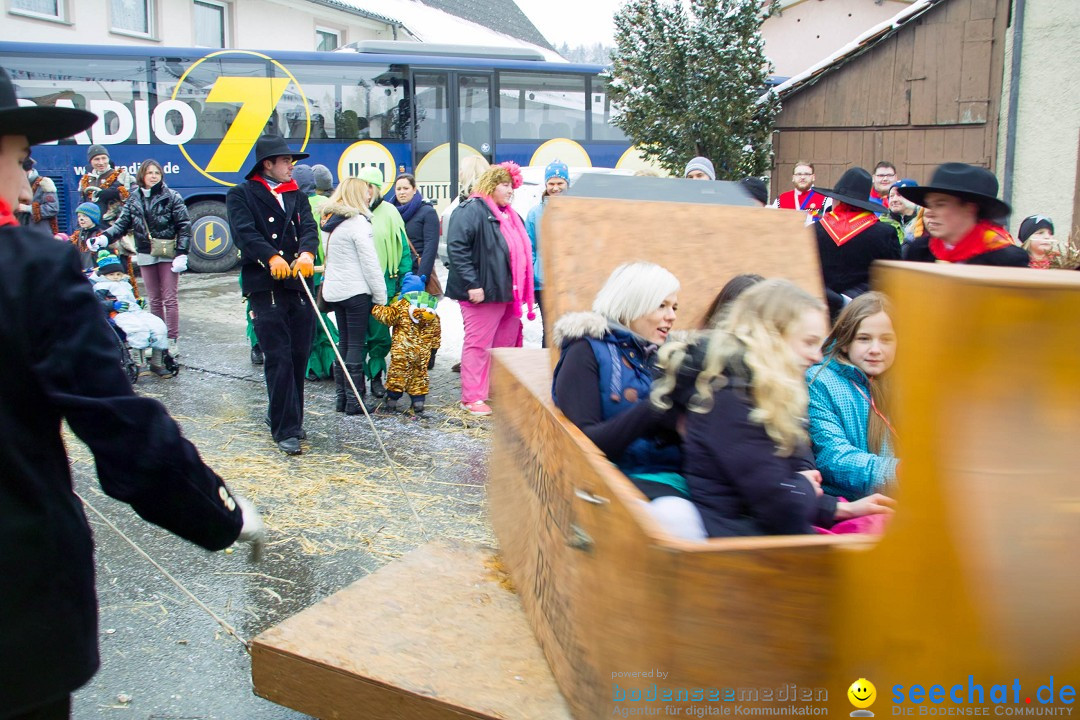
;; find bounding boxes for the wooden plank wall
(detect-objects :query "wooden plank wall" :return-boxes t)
[771,0,1010,196]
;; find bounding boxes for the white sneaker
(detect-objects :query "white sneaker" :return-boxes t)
[168,338,179,357]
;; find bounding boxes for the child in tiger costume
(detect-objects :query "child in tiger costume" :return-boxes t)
[370,273,441,414]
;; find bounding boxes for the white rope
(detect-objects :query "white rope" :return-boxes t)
[299,275,431,542]
[76,491,252,652]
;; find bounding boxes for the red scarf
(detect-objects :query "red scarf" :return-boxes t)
[252,175,299,195]
[0,197,18,227]
[819,204,879,246]
[929,221,1015,263]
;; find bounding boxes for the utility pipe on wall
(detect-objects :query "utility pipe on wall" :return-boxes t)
[1002,0,1026,209]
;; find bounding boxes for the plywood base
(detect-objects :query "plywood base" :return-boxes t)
[251,542,572,720]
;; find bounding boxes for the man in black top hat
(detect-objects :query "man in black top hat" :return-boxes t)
[227,134,318,455]
[813,167,902,317]
[899,163,1027,267]
[0,66,263,720]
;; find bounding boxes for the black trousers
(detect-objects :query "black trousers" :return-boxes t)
[10,695,70,720]
[249,289,315,442]
[331,293,372,366]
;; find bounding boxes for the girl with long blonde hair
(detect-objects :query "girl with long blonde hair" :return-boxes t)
[654,280,894,537]
[320,177,387,414]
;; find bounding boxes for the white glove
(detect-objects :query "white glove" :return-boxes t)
[171,254,188,273]
[90,236,109,251]
[234,495,265,562]
[18,203,32,213]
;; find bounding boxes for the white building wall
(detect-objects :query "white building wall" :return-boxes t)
[0,0,405,50]
[997,0,1080,238]
[762,0,916,78]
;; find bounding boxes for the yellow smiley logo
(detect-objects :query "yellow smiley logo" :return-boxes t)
[848,678,877,709]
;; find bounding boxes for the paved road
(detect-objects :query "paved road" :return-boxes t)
[70,269,536,719]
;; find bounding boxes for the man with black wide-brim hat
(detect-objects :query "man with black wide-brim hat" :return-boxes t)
[226,134,319,455]
[0,66,263,719]
[812,167,903,317]
[899,162,1027,267]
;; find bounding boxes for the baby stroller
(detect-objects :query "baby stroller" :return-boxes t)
[94,287,179,383]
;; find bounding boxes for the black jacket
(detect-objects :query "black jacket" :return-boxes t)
[226,179,319,295]
[102,182,191,255]
[679,353,838,538]
[0,226,243,717]
[444,198,514,303]
[902,236,1030,266]
[403,202,440,282]
[815,220,902,297]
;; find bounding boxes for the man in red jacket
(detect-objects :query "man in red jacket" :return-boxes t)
[774,160,826,222]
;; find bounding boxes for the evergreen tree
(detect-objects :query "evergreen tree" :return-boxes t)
[607,0,780,179]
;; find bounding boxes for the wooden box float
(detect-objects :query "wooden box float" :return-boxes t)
[490,261,1080,717]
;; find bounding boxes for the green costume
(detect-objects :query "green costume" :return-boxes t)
[243,193,340,379]
[364,197,412,380]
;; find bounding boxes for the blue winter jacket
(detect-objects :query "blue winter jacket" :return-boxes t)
[806,360,898,500]
[525,201,544,292]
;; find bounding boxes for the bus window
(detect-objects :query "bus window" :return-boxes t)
[280,63,407,142]
[154,56,271,141]
[589,77,628,142]
[3,54,148,144]
[497,72,586,141]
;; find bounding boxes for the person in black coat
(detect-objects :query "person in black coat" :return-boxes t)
[898,163,1028,267]
[659,280,894,538]
[812,168,902,318]
[0,66,262,720]
[226,135,319,455]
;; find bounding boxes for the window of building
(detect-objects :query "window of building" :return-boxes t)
[193,0,227,48]
[497,72,586,141]
[315,28,340,52]
[10,0,65,22]
[111,0,153,37]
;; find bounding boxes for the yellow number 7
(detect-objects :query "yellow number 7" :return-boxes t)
[204,76,291,173]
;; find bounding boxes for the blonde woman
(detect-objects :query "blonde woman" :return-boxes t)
[441,155,491,267]
[656,280,894,537]
[320,177,388,414]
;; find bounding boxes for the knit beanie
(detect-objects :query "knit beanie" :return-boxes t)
[400,272,425,295]
[684,156,715,181]
[1018,215,1054,244]
[891,178,918,191]
[291,164,315,195]
[96,250,124,276]
[87,144,109,162]
[312,164,334,193]
[76,201,102,225]
[739,177,768,205]
[358,166,386,190]
[544,160,569,183]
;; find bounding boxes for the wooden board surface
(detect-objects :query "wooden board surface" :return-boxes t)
[539,195,823,339]
[251,541,572,720]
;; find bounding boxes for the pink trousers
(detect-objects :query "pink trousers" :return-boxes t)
[140,260,179,340]
[459,301,522,403]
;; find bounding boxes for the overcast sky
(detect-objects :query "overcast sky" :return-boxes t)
[513,0,624,47]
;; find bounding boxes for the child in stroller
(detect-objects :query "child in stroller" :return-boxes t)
[91,251,178,379]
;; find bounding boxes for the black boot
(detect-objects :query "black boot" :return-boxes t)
[344,364,367,415]
[333,364,346,412]
[370,371,386,398]
[411,394,426,415]
[250,343,264,366]
[427,349,437,370]
[384,391,402,412]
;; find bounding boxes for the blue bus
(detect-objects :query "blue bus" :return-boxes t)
[1,40,638,271]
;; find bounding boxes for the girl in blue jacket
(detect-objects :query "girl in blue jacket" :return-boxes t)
[807,291,899,500]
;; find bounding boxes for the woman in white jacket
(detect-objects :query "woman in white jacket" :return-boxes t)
[320,177,388,414]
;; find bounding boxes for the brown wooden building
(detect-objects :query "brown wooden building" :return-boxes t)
[769,0,1011,196]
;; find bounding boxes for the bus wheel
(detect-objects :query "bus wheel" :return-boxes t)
[186,200,239,273]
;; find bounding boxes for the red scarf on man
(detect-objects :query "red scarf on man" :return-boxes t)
[819,203,879,246]
[0,197,18,227]
[929,221,1015,263]
[252,175,299,195]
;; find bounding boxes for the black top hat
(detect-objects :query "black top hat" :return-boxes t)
[0,66,96,146]
[897,162,1009,219]
[814,168,884,215]
[245,134,309,178]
